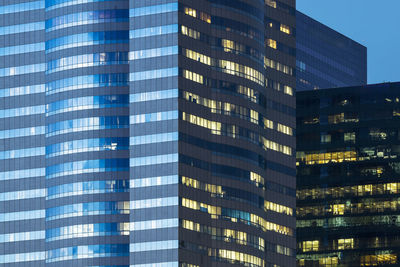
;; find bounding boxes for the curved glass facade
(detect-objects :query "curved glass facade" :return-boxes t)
[129,0,296,266]
[44,0,130,265]
[2,0,295,266]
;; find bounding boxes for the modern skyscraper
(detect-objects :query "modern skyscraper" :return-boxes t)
[296,82,400,266]
[296,11,367,91]
[0,0,296,266]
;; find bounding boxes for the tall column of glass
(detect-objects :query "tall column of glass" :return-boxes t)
[0,1,46,265]
[44,0,130,265]
[128,1,180,266]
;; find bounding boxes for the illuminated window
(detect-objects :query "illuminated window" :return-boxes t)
[277,123,293,136]
[264,201,293,216]
[221,39,245,54]
[344,132,356,143]
[264,118,274,129]
[267,39,277,49]
[361,254,397,266]
[184,7,196,18]
[321,133,331,143]
[183,69,203,84]
[369,129,387,141]
[280,24,291,34]
[264,57,293,76]
[265,0,277,8]
[338,238,354,250]
[332,204,345,215]
[181,25,200,39]
[184,48,212,65]
[199,12,211,23]
[319,257,338,266]
[328,113,344,124]
[302,240,319,252]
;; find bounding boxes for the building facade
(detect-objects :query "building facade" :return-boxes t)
[296,11,367,91]
[0,0,296,266]
[297,82,400,266]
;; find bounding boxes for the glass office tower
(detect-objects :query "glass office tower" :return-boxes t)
[296,11,367,92]
[297,82,400,266]
[0,0,296,266]
[0,0,46,265]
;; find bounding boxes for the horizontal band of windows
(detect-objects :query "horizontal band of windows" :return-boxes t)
[46,94,129,116]
[0,230,44,244]
[181,175,263,209]
[46,244,129,263]
[46,124,129,138]
[0,42,44,57]
[182,219,264,251]
[182,90,259,125]
[46,201,129,221]
[46,158,129,179]
[181,112,292,156]
[0,209,44,223]
[131,110,178,124]
[130,263,178,267]
[0,168,44,182]
[130,175,179,188]
[0,84,44,98]
[130,3,178,17]
[180,133,273,171]
[0,188,45,202]
[46,73,129,95]
[210,0,263,21]
[0,146,44,160]
[181,25,264,68]
[181,154,297,194]
[47,179,129,200]
[182,90,293,136]
[46,145,128,158]
[0,21,44,36]
[129,46,178,60]
[130,24,178,39]
[182,70,295,116]
[46,9,129,32]
[0,251,45,264]
[46,116,129,137]
[264,57,294,76]
[46,137,129,158]
[130,218,178,231]
[180,25,293,97]
[130,153,178,167]
[0,1,44,15]
[131,132,178,146]
[130,89,178,103]
[297,182,400,201]
[130,240,178,252]
[130,67,178,82]
[0,63,45,78]
[46,0,120,10]
[0,126,44,140]
[46,222,129,242]
[46,31,129,53]
[0,105,44,119]
[130,196,178,210]
[297,214,400,229]
[182,198,293,236]
[47,52,128,74]
[189,242,264,267]
[183,47,265,85]
[182,175,292,216]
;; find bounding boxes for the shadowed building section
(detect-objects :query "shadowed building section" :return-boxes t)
[296,11,367,91]
[297,82,400,266]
